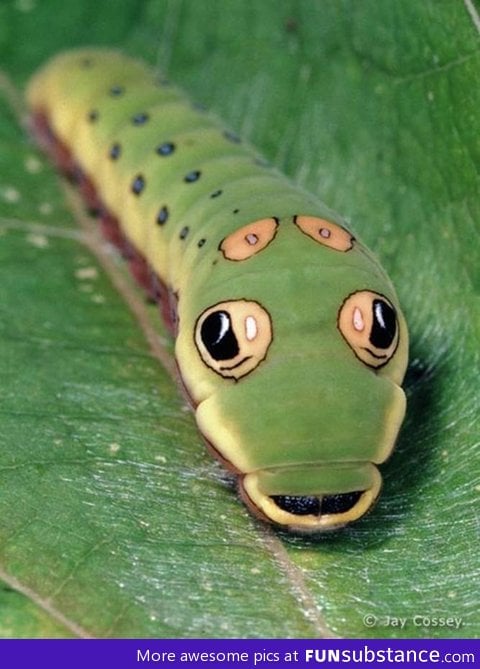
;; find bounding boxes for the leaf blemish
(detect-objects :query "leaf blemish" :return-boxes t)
[75,266,99,280]
[38,202,53,215]
[25,232,49,248]
[1,185,21,203]
[24,155,42,173]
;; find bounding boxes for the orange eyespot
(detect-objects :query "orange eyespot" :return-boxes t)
[219,218,279,261]
[194,300,273,380]
[294,216,354,252]
[337,291,399,369]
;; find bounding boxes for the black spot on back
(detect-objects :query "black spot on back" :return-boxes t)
[132,112,149,126]
[156,206,169,225]
[156,142,175,156]
[109,85,124,96]
[179,226,189,240]
[197,238,206,248]
[88,110,98,123]
[210,189,223,199]
[131,174,145,195]
[109,143,121,160]
[184,170,201,183]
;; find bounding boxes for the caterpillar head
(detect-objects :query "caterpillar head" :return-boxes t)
[179,215,408,532]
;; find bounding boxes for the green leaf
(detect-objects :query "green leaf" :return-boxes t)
[0,0,478,638]
[0,581,74,638]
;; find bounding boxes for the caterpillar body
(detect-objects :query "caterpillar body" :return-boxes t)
[26,49,408,532]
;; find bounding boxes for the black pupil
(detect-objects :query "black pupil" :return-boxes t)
[370,299,397,349]
[201,311,239,361]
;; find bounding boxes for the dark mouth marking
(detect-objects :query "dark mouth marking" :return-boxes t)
[272,495,320,516]
[321,491,363,515]
[219,356,252,371]
[363,347,388,360]
[272,491,363,517]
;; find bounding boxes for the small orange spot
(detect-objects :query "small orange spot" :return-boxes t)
[220,218,278,261]
[294,216,354,252]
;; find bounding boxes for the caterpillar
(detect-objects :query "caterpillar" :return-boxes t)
[26,49,408,532]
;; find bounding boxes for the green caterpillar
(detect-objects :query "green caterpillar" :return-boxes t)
[27,49,408,532]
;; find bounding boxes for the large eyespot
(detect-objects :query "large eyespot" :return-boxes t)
[294,215,354,251]
[219,218,278,261]
[194,300,273,380]
[337,291,399,369]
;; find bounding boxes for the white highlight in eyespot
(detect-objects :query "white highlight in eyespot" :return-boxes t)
[245,233,259,246]
[353,307,364,331]
[319,227,331,238]
[216,313,230,344]
[245,315,258,341]
[374,301,386,329]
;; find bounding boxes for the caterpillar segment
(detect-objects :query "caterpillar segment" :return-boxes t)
[27,49,408,532]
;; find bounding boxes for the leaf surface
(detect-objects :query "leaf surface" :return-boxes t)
[0,0,478,638]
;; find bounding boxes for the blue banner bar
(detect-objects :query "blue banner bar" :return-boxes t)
[0,639,477,669]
